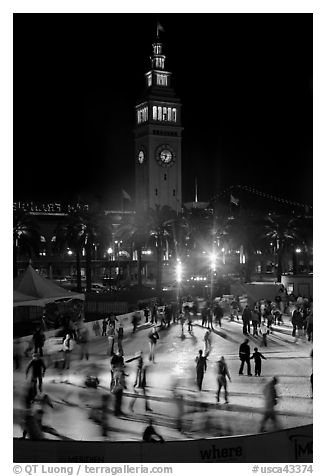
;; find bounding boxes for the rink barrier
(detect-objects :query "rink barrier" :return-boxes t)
[13,423,312,463]
[13,310,145,348]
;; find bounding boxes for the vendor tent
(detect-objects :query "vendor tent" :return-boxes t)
[13,290,45,307]
[13,264,85,305]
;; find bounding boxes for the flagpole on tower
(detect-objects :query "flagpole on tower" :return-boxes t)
[156,21,164,39]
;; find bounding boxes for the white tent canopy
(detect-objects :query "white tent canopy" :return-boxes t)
[13,265,85,306]
[13,290,45,307]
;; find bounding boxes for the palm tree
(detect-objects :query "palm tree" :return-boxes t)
[54,211,84,292]
[147,205,177,294]
[228,209,263,282]
[115,212,149,288]
[54,205,108,292]
[13,210,40,277]
[263,214,299,282]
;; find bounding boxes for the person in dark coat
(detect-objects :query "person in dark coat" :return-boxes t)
[148,327,159,362]
[32,327,45,356]
[306,310,313,342]
[116,323,124,355]
[195,350,207,390]
[201,307,208,327]
[150,305,157,324]
[102,318,108,336]
[207,307,213,329]
[238,338,252,375]
[242,305,252,335]
[142,419,164,442]
[259,376,280,432]
[26,353,46,394]
[291,308,300,337]
[250,347,267,376]
[213,303,223,327]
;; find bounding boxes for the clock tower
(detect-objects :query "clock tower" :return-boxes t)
[135,35,182,214]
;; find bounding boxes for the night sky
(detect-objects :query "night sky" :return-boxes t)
[14,13,312,209]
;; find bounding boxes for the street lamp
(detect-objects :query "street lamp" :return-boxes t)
[209,252,217,303]
[107,247,113,291]
[176,260,183,309]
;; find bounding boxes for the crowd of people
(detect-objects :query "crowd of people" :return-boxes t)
[14,289,313,441]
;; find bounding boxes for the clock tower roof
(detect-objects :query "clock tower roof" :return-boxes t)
[136,36,180,105]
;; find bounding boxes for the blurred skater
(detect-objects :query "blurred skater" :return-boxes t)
[259,376,280,432]
[195,350,207,391]
[216,356,231,403]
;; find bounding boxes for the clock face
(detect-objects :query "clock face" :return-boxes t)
[138,150,145,164]
[156,145,176,167]
[160,150,172,164]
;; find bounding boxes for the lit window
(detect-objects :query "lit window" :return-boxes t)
[158,107,162,121]
[172,108,177,122]
[156,74,167,86]
[153,106,157,120]
[167,108,172,121]
[163,107,167,120]
[147,75,152,87]
[40,236,46,242]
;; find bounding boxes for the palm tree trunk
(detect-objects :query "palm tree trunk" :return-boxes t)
[156,241,162,294]
[137,245,142,287]
[292,251,298,275]
[13,239,18,278]
[277,246,283,283]
[245,251,252,282]
[85,241,92,293]
[76,245,82,293]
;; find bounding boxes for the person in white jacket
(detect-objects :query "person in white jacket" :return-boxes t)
[62,334,73,369]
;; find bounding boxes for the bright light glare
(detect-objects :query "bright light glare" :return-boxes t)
[295,248,302,253]
[176,262,183,283]
[209,253,217,270]
[67,250,73,256]
[107,247,113,254]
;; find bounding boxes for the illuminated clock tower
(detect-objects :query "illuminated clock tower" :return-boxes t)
[135,35,182,214]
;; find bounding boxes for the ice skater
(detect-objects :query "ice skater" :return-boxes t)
[250,347,266,376]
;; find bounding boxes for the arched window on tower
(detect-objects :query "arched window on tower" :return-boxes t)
[158,107,162,121]
[172,108,177,122]
[153,106,157,120]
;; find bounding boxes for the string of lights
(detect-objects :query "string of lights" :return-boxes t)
[210,185,313,210]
